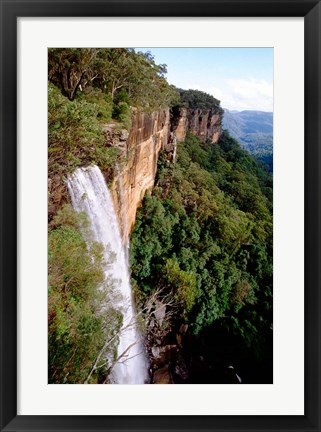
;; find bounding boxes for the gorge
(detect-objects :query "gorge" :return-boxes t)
[64,108,223,384]
[48,48,273,384]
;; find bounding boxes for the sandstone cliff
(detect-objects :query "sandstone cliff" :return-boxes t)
[110,106,222,239]
[111,109,170,238]
[172,107,222,144]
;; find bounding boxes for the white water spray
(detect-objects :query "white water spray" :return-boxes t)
[67,165,148,384]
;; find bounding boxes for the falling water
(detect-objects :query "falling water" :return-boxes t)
[67,165,148,384]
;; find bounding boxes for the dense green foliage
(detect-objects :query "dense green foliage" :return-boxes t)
[175,88,223,113]
[48,83,120,177]
[48,48,178,109]
[130,132,272,352]
[48,205,122,383]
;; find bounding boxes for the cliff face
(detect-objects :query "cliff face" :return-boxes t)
[172,108,189,142]
[111,109,170,238]
[187,108,222,143]
[172,107,222,144]
[111,106,222,238]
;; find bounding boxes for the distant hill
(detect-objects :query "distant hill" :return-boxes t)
[222,110,273,171]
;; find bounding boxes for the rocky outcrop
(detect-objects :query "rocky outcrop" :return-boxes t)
[187,109,222,143]
[171,107,189,142]
[148,320,190,384]
[153,365,173,384]
[110,109,170,238]
[171,107,222,144]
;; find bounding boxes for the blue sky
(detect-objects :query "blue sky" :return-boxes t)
[136,48,273,112]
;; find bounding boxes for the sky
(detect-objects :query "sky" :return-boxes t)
[135,48,273,112]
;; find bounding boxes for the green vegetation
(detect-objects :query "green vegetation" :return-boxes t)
[48,205,122,383]
[48,48,178,177]
[175,88,223,113]
[48,48,178,107]
[130,131,272,353]
[48,83,119,177]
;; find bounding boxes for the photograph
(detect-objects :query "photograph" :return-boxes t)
[48,47,273,385]
[1,1,320,430]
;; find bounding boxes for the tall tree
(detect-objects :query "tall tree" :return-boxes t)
[48,48,97,100]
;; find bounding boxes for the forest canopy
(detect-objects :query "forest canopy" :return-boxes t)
[175,88,223,113]
[130,131,273,354]
[48,48,178,109]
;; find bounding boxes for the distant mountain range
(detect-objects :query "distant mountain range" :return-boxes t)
[222,110,273,171]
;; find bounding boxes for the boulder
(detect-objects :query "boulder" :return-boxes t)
[154,300,166,326]
[151,344,177,368]
[151,346,161,358]
[153,365,172,384]
[120,129,129,141]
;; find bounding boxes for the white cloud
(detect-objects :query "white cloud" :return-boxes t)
[209,86,224,103]
[183,79,273,112]
[222,79,273,111]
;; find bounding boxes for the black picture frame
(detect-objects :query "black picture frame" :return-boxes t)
[1,1,320,431]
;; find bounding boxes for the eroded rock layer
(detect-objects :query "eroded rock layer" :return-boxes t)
[172,107,222,143]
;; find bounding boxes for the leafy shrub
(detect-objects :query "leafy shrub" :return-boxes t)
[48,83,104,172]
[163,259,198,318]
[82,87,113,122]
[112,101,131,129]
[48,83,122,181]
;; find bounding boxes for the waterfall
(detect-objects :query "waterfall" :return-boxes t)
[67,165,148,384]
